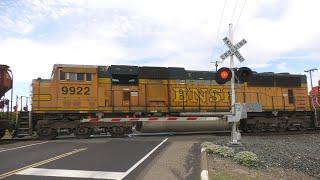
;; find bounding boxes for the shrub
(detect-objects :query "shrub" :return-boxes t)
[206,144,221,154]
[234,151,259,167]
[201,141,213,148]
[206,144,235,157]
[215,146,235,157]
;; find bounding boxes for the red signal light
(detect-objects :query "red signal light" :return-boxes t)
[220,70,229,80]
[236,67,252,83]
[216,67,232,84]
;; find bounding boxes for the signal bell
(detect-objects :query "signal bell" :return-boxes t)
[236,67,252,83]
[216,67,232,84]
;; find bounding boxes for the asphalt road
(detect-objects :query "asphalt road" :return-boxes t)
[0,135,202,180]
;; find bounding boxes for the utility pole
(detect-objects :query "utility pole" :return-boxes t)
[305,68,319,127]
[305,68,318,90]
[215,61,219,71]
[210,61,222,71]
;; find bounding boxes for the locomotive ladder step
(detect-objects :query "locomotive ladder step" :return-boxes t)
[16,133,31,137]
[17,128,31,136]
[19,122,29,125]
[19,116,29,119]
[18,128,29,130]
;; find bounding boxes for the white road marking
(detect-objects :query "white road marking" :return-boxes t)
[13,138,168,180]
[0,141,49,153]
[121,137,168,179]
[16,168,125,180]
[0,148,87,179]
[201,170,209,180]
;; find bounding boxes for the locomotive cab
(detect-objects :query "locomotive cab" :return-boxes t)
[32,64,98,114]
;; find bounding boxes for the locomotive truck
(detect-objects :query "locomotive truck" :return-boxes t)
[1,64,319,139]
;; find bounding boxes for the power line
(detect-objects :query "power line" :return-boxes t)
[230,0,240,23]
[234,0,247,33]
[210,0,228,60]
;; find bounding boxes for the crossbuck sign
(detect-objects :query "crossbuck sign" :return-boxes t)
[220,37,247,62]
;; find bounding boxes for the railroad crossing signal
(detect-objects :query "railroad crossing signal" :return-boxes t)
[236,67,253,83]
[216,67,232,84]
[215,67,252,84]
[220,37,247,62]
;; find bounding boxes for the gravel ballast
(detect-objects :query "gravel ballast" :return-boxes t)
[203,133,320,177]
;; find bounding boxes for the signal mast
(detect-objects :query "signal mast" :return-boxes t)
[218,23,251,145]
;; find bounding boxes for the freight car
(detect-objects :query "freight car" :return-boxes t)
[0,65,13,139]
[6,64,320,139]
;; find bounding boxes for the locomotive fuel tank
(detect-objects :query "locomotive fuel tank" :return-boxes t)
[135,120,231,133]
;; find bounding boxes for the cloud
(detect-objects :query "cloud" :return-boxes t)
[0,37,127,82]
[0,0,79,36]
[0,0,319,89]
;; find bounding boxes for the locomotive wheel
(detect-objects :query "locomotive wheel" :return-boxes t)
[252,123,262,133]
[275,123,287,132]
[0,129,5,139]
[110,126,125,138]
[275,126,286,132]
[297,125,306,132]
[37,128,58,140]
[75,127,91,139]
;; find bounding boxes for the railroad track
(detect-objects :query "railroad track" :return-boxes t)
[1,128,320,141]
[241,128,320,136]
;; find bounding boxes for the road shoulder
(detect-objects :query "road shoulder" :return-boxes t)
[136,140,200,180]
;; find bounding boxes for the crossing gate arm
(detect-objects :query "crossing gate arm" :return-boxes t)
[81,116,226,123]
[80,103,247,123]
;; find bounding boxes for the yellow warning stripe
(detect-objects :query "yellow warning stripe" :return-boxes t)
[98,78,111,84]
[32,94,51,101]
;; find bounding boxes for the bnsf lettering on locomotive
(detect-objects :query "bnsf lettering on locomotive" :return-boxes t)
[173,88,229,103]
[61,86,90,95]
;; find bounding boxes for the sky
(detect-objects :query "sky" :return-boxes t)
[1,0,320,98]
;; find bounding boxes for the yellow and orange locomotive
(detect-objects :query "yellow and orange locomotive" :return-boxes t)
[26,64,315,139]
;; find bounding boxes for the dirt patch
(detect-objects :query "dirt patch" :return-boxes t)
[201,133,320,177]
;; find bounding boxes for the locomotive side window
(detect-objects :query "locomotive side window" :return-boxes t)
[288,89,295,104]
[67,73,77,81]
[86,73,92,81]
[59,70,65,80]
[61,72,88,81]
[77,73,84,81]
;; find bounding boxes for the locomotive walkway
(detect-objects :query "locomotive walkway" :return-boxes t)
[0,135,201,180]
